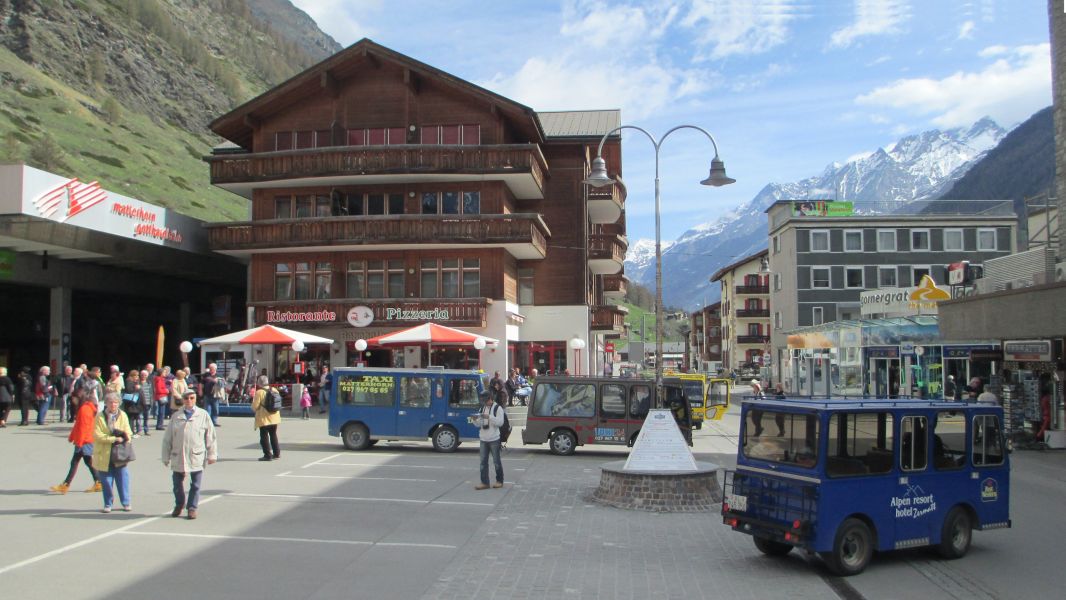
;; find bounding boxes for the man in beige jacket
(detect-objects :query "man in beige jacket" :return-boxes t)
[162,389,217,520]
[251,375,281,461]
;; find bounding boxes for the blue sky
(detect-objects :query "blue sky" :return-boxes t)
[290,0,1052,242]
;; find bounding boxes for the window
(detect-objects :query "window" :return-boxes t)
[295,130,314,149]
[419,124,480,145]
[419,259,438,298]
[845,267,864,288]
[314,195,331,217]
[274,197,292,219]
[742,411,819,468]
[879,266,897,287]
[812,267,830,288]
[773,235,780,254]
[977,228,997,251]
[911,266,931,286]
[774,312,782,328]
[295,195,313,218]
[877,229,897,252]
[347,127,406,146]
[747,323,762,336]
[421,258,480,297]
[810,230,830,252]
[812,306,824,325]
[293,262,311,299]
[337,375,395,407]
[773,273,781,291]
[314,262,332,299]
[346,261,366,297]
[826,412,894,477]
[274,263,291,299]
[901,416,928,471]
[275,131,293,151]
[421,191,480,214]
[363,259,404,298]
[601,384,626,419]
[448,379,481,408]
[934,411,966,470]
[944,228,964,251]
[518,268,534,304]
[400,376,432,408]
[911,229,930,251]
[441,259,459,297]
[462,259,480,297]
[630,385,652,419]
[343,192,404,215]
[532,382,595,418]
[844,230,863,252]
[973,415,1004,466]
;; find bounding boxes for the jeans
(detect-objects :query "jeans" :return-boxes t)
[100,463,130,508]
[155,400,168,429]
[172,470,203,510]
[205,398,220,425]
[479,440,503,485]
[35,395,52,425]
[259,424,280,458]
[139,410,150,434]
[318,389,330,411]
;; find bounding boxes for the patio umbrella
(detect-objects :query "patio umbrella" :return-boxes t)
[363,322,496,367]
[199,324,334,346]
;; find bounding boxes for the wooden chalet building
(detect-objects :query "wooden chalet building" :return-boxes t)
[205,39,627,377]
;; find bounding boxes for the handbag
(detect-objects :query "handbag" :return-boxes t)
[110,440,136,467]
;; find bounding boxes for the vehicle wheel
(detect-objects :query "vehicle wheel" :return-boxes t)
[432,426,459,453]
[754,536,793,556]
[549,430,576,456]
[695,421,703,430]
[821,518,874,576]
[937,507,972,559]
[342,423,370,451]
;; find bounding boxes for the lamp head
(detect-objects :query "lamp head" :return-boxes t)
[700,157,735,187]
[582,156,615,188]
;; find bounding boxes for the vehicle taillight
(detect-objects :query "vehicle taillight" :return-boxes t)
[722,503,730,513]
[793,520,802,530]
[726,517,738,528]
[784,532,793,541]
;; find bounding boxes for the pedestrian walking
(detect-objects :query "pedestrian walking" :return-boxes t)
[251,376,281,461]
[153,367,169,430]
[16,366,33,426]
[474,391,505,490]
[300,386,312,420]
[137,369,153,436]
[49,389,101,494]
[124,370,145,437]
[35,365,55,425]
[162,389,217,520]
[93,392,133,512]
[0,366,13,428]
[318,366,331,414]
[201,363,222,427]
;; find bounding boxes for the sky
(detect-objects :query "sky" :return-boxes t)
[289,0,1053,242]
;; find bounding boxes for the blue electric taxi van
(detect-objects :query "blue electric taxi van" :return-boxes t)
[328,367,489,452]
[722,396,1010,576]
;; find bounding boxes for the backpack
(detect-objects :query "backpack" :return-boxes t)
[263,388,283,413]
[495,404,512,443]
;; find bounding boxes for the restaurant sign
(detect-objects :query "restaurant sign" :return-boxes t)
[1003,339,1052,362]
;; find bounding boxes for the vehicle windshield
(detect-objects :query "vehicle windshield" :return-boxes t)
[742,409,819,468]
[682,380,704,407]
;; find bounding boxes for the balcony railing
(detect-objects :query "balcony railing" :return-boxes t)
[736,285,770,295]
[736,335,770,344]
[587,185,623,224]
[588,234,627,275]
[591,304,627,332]
[207,144,548,199]
[603,274,628,297]
[736,309,770,318]
[250,298,490,328]
[206,213,550,259]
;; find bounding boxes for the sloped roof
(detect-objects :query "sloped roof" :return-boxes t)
[710,247,769,282]
[211,38,544,149]
[538,110,621,139]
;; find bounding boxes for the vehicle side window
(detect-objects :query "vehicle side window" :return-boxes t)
[629,385,651,419]
[973,415,1004,466]
[601,384,626,419]
[448,379,480,408]
[934,411,966,470]
[900,416,928,471]
[336,375,394,407]
[532,383,595,418]
[742,411,818,468]
[400,376,431,408]
[826,412,893,477]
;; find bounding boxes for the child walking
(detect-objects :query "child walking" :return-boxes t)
[300,387,312,420]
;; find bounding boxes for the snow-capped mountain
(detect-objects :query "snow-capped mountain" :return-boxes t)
[623,117,1008,310]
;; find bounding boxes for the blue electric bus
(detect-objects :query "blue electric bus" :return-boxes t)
[328,367,489,452]
[722,396,1010,576]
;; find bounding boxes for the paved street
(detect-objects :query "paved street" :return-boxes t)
[1,405,1063,599]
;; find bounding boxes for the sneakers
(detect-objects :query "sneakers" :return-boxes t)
[187,509,198,520]
[171,506,183,517]
[122,505,131,512]
[492,482,504,488]
[132,433,140,439]
[50,482,70,494]
[101,507,111,514]
[85,482,102,493]
[258,456,273,461]
[474,484,489,490]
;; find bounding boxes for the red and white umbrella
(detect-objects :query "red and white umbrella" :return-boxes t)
[365,323,497,346]
[199,324,334,346]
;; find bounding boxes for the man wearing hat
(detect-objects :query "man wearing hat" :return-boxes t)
[162,388,217,520]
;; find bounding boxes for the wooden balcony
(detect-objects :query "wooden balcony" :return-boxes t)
[206,213,550,260]
[736,335,770,344]
[735,285,770,295]
[602,274,628,299]
[591,304,628,332]
[736,308,770,318]
[250,298,490,328]
[588,234,627,275]
[587,184,623,224]
[207,144,548,199]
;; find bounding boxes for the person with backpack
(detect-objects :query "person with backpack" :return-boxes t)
[474,391,505,490]
[251,375,282,461]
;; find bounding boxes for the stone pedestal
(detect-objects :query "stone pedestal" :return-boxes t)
[590,460,722,512]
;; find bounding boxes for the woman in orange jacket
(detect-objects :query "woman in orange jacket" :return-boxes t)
[49,389,101,494]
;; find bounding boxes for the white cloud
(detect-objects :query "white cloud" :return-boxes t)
[979,44,1009,57]
[560,1,677,49]
[957,20,976,40]
[856,43,1051,128]
[289,0,378,46]
[829,0,912,49]
[682,0,806,59]
[729,62,789,92]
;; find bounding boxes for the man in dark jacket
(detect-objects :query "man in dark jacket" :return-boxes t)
[16,366,33,426]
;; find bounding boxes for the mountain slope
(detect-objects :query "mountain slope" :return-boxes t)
[0,0,340,220]
[627,118,1010,311]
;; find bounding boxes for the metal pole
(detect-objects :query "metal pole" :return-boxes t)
[654,148,663,407]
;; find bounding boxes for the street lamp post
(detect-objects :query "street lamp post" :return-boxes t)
[584,125,734,406]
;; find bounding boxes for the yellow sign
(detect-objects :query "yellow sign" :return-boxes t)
[909,275,950,302]
[339,375,394,395]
